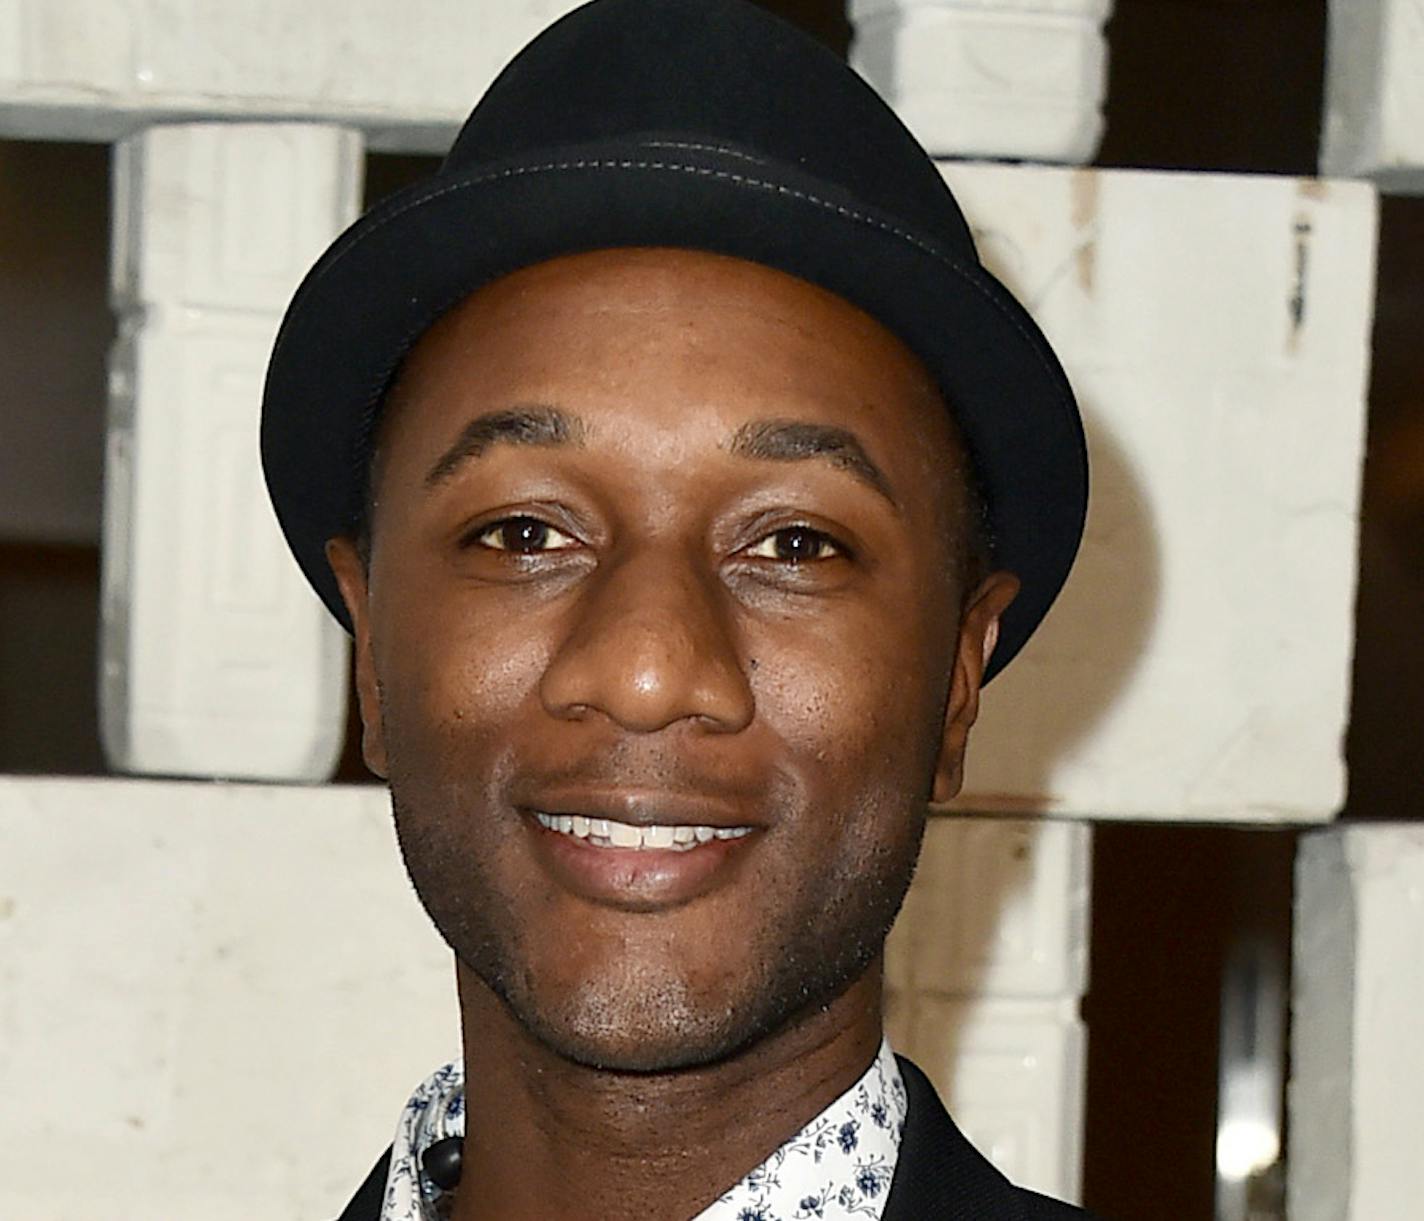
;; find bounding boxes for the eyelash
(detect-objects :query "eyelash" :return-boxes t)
[466,515,851,564]
[744,527,847,563]
[467,515,578,552]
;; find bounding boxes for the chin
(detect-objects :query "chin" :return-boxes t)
[471,956,762,1073]
[527,1015,751,1075]
[465,924,888,1075]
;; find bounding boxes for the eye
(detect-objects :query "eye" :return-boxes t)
[744,525,847,564]
[469,516,579,554]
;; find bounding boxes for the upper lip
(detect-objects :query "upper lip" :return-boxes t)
[518,788,759,830]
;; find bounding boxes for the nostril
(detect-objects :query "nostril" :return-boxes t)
[536,566,755,733]
[540,646,754,734]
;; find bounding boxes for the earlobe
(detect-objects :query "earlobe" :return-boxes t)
[326,537,389,779]
[929,571,1020,807]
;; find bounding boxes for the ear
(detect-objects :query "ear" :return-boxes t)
[929,571,1021,806]
[326,536,389,779]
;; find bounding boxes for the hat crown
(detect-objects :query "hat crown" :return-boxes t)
[261,0,1085,683]
[445,0,975,256]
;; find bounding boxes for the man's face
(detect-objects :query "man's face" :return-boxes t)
[330,248,1014,1072]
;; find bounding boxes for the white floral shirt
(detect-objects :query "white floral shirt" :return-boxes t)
[379,1039,907,1221]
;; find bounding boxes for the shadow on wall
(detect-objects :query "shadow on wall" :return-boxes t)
[947,404,1162,815]
[885,402,1158,1129]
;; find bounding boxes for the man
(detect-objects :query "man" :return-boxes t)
[261,1,1092,1217]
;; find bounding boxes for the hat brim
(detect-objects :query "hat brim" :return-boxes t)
[261,139,1087,683]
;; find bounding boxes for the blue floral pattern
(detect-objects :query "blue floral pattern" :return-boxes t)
[695,1039,905,1221]
[381,1060,464,1220]
[379,1041,906,1221]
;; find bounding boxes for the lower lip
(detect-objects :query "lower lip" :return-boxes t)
[521,811,757,909]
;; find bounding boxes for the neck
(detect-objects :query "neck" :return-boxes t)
[447,960,885,1221]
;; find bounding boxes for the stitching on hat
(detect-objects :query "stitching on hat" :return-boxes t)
[640,140,768,165]
[318,157,948,278]
[278,157,1071,415]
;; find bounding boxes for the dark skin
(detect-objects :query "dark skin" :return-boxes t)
[327,248,1019,1220]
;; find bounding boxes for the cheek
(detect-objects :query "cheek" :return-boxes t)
[374,591,554,733]
[750,606,945,784]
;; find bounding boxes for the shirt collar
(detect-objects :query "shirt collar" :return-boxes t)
[380,1039,906,1221]
[694,1038,907,1221]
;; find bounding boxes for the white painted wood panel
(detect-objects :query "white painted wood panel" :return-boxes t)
[0,0,584,151]
[850,0,1113,162]
[885,817,1091,1203]
[1291,825,1424,1221]
[1321,0,1424,193]
[102,123,357,780]
[1,0,1110,163]
[941,164,1377,822]
[0,777,457,1221]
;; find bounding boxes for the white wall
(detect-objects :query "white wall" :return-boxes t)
[1320,0,1424,193]
[849,0,1113,163]
[940,164,1376,825]
[0,0,583,150]
[0,778,456,1220]
[886,817,1091,1203]
[1291,825,1424,1221]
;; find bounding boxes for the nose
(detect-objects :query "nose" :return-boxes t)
[538,545,756,734]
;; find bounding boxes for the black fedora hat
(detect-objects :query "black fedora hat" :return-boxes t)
[261,0,1087,682]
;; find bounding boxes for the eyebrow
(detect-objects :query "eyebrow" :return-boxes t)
[423,404,899,509]
[725,417,898,509]
[424,405,587,486]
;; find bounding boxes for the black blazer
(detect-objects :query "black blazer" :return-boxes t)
[337,1056,1098,1220]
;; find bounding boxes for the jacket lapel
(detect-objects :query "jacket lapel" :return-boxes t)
[881,1055,1030,1221]
[335,1147,389,1221]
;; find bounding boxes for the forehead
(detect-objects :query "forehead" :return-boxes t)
[371,248,963,503]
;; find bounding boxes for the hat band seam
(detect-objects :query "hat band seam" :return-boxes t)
[280,157,1070,412]
[638,139,769,165]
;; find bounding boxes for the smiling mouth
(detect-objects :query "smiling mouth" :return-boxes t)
[532,811,754,852]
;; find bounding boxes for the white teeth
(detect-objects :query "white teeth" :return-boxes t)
[532,811,752,851]
[608,820,641,848]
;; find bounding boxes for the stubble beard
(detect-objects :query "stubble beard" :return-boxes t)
[387,772,927,1075]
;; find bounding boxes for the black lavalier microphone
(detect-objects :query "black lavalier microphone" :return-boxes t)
[421,1136,464,1190]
